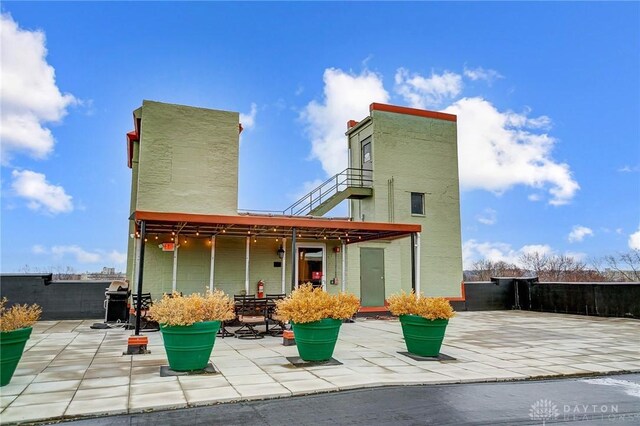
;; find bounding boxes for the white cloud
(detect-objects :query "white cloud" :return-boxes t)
[444,97,579,205]
[618,164,639,173]
[463,240,554,268]
[629,228,640,250]
[301,68,389,176]
[568,225,594,243]
[395,68,462,108]
[239,103,257,131]
[51,245,101,263]
[463,66,504,84]
[476,208,497,225]
[11,169,73,214]
[34,244,127,266]
[0,13,76,162]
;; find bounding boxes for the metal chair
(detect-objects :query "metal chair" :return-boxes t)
[265,294,286,336]
[130,293,158,330]
[235,298,267,339]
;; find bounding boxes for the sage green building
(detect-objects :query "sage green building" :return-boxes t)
[125,100,463,307]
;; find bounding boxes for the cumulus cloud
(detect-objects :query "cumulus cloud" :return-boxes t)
[463,66,504,84]
[444,97,579,205]
[463,240,554,268]
[568,225,594,243]
[476,208,497,225]
[301,68,389,176]
[0,13,76,162]
[240,103,257,131]
[395,68,462,108]
[33,244,127,266]
[629,228,640,250]
[11,169,73,214]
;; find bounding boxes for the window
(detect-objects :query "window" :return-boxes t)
[362,141,371,164]
[411,192,424,215]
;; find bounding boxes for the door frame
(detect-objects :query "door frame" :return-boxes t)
[295,243,327,290]
[359,247,385,307]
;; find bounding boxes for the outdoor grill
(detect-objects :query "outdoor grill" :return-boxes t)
[104,280,130,323]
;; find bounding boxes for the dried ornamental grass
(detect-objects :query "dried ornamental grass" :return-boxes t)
[148,290,235,327]
[0,298,42,332]
[387,291,455,320]
[275,284,360,324]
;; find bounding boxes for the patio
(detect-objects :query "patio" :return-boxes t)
[1,311,639,424]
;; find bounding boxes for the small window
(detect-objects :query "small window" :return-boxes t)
[362,142,371,164]
[411,192,424,215]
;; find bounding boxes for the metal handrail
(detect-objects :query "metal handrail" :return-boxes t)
[283,168,372,216]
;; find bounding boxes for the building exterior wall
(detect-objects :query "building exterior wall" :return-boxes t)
[135,100,239,215]
[348,109,463,298]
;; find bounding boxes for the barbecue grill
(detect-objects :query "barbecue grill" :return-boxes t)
[104,280,130,323]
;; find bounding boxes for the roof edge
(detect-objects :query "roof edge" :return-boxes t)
[370,102,457,122]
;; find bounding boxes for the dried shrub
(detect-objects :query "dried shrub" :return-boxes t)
[148,290,235,327]
[275,284,360,324]
[0,297,42,332]
[387,291,455,320]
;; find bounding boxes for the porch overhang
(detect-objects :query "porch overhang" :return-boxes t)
[133,210,421,244]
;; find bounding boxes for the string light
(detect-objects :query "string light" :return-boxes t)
[196,228,200,236]
[154,234,158,240]
[183,238,187,244]
[222,229,226,233]
[172,230,175,236]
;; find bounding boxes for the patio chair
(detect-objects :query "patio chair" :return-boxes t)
[265,294,286,336]
[235,298,267,339]
[130,293,158,330]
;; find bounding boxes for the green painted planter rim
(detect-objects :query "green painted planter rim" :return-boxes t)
[290,318,343,326]
[399,314,450,323]
[160,320,221,330]
[0,326,34,336]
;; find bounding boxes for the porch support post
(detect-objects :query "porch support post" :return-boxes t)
[134,221,147,336]
[410,233,416,292]
[341,240,346,292]
[281,238,287,294]
[172,234,179,292]
[415,232,421,296]
[133,237,141,293]
[209,236,216,292]
[291,227,297,290]
[245,236,250,294]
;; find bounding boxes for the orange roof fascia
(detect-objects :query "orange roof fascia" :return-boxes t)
[126,130,139,169]
[370,102,457,123]
[134,211,421,233]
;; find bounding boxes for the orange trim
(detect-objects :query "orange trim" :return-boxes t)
[126,130,139,169]
[239,123,244,134]
[283,330,294,339]
[134,211,421,233]
[128,336,148,345]
[445,281,466,302]
[347,120,359,129]
[370,103,457,122]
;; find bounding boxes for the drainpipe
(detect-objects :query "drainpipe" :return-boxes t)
[134,220,146,336]
[341,240,346,292]
[415,232,421,296]
[410,233,415,292]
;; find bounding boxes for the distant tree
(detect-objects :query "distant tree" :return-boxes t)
[468,259,523,281]
[595,250,640,282]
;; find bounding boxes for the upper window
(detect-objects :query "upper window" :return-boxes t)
[411,192,424,215]
[362,141,371,164]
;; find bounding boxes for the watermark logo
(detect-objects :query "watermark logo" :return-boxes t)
[529,399,559,425]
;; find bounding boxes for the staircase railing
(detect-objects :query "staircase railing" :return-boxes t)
[283,168,372,216]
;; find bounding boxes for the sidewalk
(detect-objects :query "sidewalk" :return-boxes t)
[1,311,639,424]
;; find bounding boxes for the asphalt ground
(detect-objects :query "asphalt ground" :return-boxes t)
[51,373,640,426]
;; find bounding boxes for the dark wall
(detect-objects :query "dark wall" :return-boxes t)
[460,279,640,318]
[0,275,108,320]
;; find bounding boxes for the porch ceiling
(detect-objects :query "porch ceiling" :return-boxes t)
[133,211,421,244]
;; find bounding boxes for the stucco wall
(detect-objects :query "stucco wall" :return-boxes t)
[135,100,239,215]
[348,109,463,298]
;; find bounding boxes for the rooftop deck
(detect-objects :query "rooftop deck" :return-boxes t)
[1,311,639,424]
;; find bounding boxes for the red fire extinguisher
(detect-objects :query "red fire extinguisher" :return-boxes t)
[257,280,265,298]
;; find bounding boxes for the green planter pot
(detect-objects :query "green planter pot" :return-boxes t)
[292,318,342,362]
[399,315,448,357]
[1,327,33,387]
[160,320,220,371]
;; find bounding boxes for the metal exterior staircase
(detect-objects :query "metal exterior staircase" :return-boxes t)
[284,168,373,216]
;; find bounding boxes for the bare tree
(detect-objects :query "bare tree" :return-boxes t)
[468,259,523,281]
[597,250,640,282]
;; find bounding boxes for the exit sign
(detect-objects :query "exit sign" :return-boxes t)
[161,242,175,252]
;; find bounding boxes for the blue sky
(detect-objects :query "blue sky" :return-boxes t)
[1,2,638,273]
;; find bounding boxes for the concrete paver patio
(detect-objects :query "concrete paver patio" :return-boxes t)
[1,311,639,424]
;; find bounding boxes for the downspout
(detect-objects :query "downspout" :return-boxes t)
[291,227,297,290]
[245,236,250,294]
[209,236,216,292]
[281,238,287,294]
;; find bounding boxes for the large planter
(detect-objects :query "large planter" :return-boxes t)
[399,315,448,357]
[1,327,33,386]
[160,320,220,371]
[292,318,342,362]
